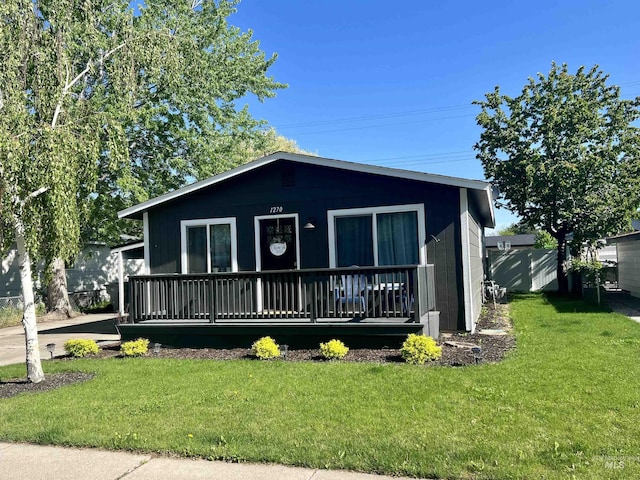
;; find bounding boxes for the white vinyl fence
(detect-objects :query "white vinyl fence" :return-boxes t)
[488,248,558,292]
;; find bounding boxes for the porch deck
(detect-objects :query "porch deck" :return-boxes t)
[121,265,438,347]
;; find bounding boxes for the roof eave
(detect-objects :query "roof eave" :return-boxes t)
[118,151,494,220]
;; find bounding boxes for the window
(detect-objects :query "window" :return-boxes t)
[181,218,237,273]
[328,205,425,268]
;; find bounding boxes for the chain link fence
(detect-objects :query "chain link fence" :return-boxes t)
[0,296,23,310]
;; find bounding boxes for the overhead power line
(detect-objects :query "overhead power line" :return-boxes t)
[276,103,475,129]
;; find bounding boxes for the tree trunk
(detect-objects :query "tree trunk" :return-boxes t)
[556,235,569,295]
[47,257,73,317]
[15,214,45,384]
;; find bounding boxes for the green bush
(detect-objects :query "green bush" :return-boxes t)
[251,336,280,360]
[120,338,150,357]
[320,339,349,360]
[64,338,99,357]
[401,334,442,365]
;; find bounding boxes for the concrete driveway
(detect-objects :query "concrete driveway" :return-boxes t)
[605,290,640,323]
[0,314,120,366]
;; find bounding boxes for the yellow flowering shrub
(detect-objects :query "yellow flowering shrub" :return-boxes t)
[251,336,280,359]
[401,334,442,365]
[64,338,99,357]
[320,339,349,360]
[120,338,150,357]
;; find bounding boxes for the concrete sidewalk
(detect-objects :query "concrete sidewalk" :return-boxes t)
[0,314,120,366]
[0,443,423,480]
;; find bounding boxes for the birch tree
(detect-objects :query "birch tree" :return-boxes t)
[0,0,284,382]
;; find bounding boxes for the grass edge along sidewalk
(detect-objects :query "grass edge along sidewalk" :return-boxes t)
[1,294,639,479]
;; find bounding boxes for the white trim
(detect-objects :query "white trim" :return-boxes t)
[110,241,144,254]
[117,251,125,314]
[143,213,150,274]
[327,203,427,268]
[118,152,494,226]
[254,213,301,272]
[460,189,474,332]
[180,217,238,274]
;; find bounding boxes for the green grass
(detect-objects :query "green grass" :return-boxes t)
[1,293,640,479]
[0,306,24,329]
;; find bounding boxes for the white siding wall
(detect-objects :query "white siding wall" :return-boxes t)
[468,214,484,328]
[617,240,640,298]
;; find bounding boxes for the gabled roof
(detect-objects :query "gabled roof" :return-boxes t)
[118,151,495,227]
[485,234,536,248]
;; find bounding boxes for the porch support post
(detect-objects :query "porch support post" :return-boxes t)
[117,250,125,315]
[413,267,420,323]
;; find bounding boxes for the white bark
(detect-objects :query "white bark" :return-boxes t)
[15,213,45,384]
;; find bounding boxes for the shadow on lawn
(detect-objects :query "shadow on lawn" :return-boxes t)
[535,292,612,314]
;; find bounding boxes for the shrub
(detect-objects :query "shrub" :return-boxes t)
[64,338,99,357]
[251,336,280,360]
[120,338,150,357]
[320,339,349,360]
[401,334,442,365]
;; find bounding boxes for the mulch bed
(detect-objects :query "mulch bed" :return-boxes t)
[1,303,514,399]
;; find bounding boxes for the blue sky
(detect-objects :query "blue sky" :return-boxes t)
[230,1,640,231]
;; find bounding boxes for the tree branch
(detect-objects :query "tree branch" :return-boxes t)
[51,41,129,129]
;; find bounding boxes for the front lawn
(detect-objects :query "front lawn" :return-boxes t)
[1,294,639,479]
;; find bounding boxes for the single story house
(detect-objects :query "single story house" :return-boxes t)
[117,152,495,347]
[1,242,144,309]
[608,231,640,298]
[485,234,536,252]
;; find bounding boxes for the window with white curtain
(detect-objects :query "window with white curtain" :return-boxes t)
[181,218,237,273]
[329,205,425,268]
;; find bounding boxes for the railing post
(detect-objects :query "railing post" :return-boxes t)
[129,278,136,323]
[209,276,216,323]
[413,267,421,323]
[310,273,317,323]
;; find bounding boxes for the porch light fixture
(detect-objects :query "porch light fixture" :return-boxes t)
[471,346,482,364]
[303,218,316,230]
[281,344,289,359]
[153,342,162,356]
[46,343,56,359]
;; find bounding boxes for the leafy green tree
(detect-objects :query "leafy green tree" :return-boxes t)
[0,0,283,382]
[533,230,558,250]
[497,222,536,236]
[475,63,640,294]
[84,128,312,246]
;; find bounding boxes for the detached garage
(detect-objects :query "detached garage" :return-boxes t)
[611,232,640,298]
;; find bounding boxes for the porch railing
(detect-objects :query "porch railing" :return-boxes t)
[128,265,435,323]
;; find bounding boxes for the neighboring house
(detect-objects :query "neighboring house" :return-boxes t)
[599,220,640,265]
[117,152,495,346]
[485,234,536,252]
[1,242,144,309]
[486,234,558,292]
[608,231,640,298]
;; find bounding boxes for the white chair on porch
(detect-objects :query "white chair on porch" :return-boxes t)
[337,272,367,315]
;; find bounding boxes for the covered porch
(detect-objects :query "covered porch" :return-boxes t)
[119,265,439,347]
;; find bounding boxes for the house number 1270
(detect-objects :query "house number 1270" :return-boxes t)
[269,206,284,213]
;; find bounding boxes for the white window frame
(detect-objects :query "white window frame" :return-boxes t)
[327,204,427,268]
[180,217,238,274]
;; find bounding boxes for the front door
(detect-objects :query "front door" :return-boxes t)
[256,215,299,314]
[258,216,298,271]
